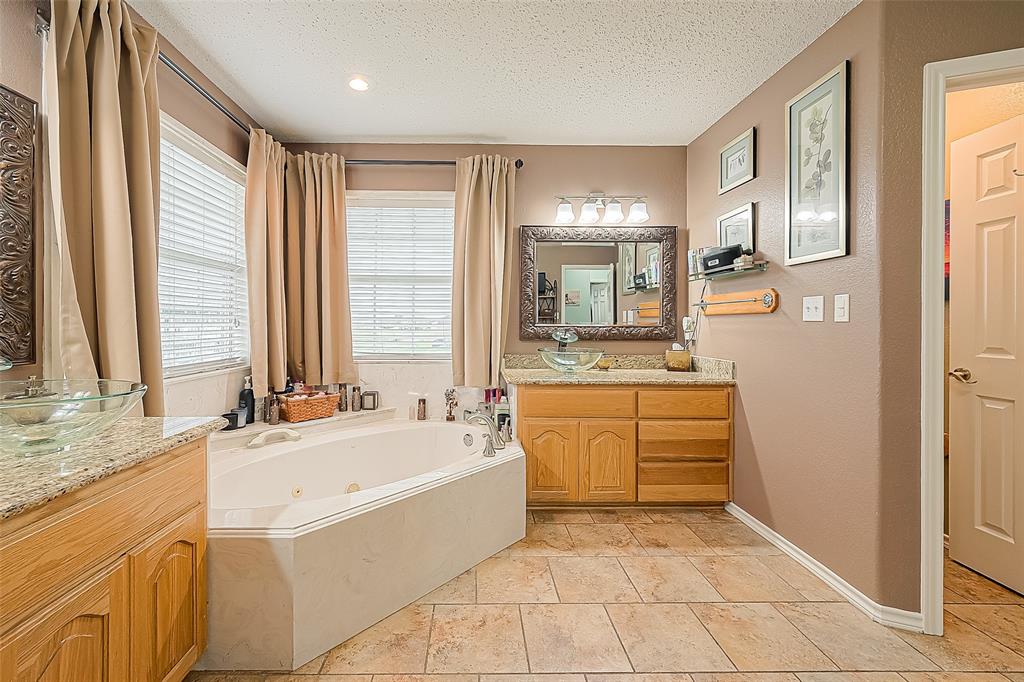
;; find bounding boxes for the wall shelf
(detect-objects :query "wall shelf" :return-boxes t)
[688,261,768,282]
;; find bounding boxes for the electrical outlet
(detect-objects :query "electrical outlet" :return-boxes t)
[802,295,824,322]
[834,293,850,322]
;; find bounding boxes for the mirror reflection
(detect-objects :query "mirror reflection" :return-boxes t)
[535,241,662,326]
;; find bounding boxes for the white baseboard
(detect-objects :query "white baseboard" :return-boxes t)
[725,503,925,632]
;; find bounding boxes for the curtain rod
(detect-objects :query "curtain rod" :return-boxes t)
[346,159,524,169]
[35,11,525,171]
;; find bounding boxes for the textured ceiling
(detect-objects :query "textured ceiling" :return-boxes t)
[132,0,860,145]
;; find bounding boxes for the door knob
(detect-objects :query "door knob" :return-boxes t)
[948,367,978,385]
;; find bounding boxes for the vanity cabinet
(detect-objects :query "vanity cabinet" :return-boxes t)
[518,385,733,504]
[0,440,209,682]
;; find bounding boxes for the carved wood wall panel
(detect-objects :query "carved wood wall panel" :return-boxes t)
[0,84,37,366]
[520,225,677,341]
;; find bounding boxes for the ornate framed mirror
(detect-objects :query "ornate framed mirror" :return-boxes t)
[519,225,677,341]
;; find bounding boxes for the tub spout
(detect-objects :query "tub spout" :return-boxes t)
[466,412,506,450]
[247,428,301,449]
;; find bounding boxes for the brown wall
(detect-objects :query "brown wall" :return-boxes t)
[687,0,1024,612]
[686,0,889,607]
[288,142,688,353]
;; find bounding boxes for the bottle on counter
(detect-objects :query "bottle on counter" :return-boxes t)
[263,385,275,423]
[239,375,255,424]
[268,395,281,425]
[417,398,427,421]
[351,386,362,412]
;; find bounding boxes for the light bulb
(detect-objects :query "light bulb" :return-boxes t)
[348,76,370,91]
[579,200,600,224]
[627,200,650,224]
[602,199,624,224]
[554,199,575,223]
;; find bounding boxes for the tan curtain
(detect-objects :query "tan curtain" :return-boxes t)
[452,155,516,387]
[47,0,165,414]
[245,131,356,395]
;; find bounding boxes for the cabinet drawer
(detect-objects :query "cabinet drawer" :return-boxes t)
[0,443,205,629]
[637,388,730,419]
[638,420,730,461]
[638,461,730,502]
[520,388,636,418]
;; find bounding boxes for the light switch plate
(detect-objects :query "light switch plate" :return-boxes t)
[834,293,850,322]
[803,295,825,322]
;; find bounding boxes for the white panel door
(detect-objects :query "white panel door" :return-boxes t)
[949,114,1024,593]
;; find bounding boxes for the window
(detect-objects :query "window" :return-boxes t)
[346,191,455,359]
[158,115,248,378]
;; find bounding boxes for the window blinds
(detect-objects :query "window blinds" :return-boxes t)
[346,201,455,358]
[158,127,249,378]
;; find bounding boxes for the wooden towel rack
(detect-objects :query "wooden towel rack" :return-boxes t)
[693,288,780,316]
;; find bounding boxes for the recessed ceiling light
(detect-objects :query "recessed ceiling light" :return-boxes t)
[348,76,369,92]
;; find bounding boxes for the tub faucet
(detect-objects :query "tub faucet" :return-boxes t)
[466,412,505,450]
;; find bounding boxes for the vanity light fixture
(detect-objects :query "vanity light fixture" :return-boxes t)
[555,198,575,223]
[626,200,650,223]
[602,199,624,224]
[579,199,601,224]
[348,76,370,91]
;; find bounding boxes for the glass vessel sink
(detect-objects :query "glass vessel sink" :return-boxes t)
[0,379,147,456]
[537,347,605,373]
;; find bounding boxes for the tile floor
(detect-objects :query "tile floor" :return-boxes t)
[188,507,1024,682]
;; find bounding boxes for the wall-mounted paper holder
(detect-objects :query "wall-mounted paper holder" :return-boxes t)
[692,288,780,316]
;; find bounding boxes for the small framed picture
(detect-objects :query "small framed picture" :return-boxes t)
[564,290,581,306]
[617,242,636,296]
[718,127,755,194]
[717,203,755,253]
[785,61,848,265]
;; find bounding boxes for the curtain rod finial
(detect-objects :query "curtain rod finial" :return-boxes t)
[515,159,524,169]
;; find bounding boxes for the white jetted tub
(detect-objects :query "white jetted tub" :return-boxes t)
[199,418,526,671]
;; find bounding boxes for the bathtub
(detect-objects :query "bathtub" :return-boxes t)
[198,418,526,671]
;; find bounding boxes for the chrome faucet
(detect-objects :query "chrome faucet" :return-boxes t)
[466,412,505,452]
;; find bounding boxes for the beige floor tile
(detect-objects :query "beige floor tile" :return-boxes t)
[548,557,641,603]
[692,671,802,675]
[790,671,905,675]
[899,673,1018,682]
[589,671,700,675]
[944,562,1024,605]
[185,675,266,682]
[647,509,729,524]
[689,556,805,602]
[481,676,586,682]
[290,652,327,673]
[756,555,842,601]
[945,605,1024,653]
[627,523,715,557]
[476,557,559,604]
[895,611,1024,671]
[945,589,973,604]
[619,557,724,603]
[426,604,528,673]
[520,603,632,672]
[1002,675,1024,681]
[323,605,434,673]
[690,603,835,672]
[606,603,734,672]
[510,524,577,557]
[370,677,478,682]
[774,602,936,671]
[534,509,595,524]
[687,524,779,556]
[590,509,655,524]
[418,570,477,604]
[566,524,647,556]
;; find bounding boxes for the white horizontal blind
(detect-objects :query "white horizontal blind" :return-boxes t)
[347,192,455,358]
[158,116,249,378]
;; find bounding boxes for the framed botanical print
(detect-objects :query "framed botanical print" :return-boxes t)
[617,242,636,296]
[717,203,755,253]
[784,60,848,265]
[718,127,755,194]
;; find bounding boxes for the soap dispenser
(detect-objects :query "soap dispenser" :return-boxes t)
[239,375,255,424]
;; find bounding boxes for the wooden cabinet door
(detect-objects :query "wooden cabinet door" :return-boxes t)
[522,419,580,502]
[580,421,637,502]
[129,507,206,682]
[0,558,130,682]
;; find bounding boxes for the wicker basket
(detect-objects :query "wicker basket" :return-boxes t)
[279,392,340,423]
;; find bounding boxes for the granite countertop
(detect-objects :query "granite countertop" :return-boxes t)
[501,353,736,386]
[0,416,225,520]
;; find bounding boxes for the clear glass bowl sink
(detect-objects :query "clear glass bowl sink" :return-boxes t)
[0,379,147,456]
[537,347,605,373]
